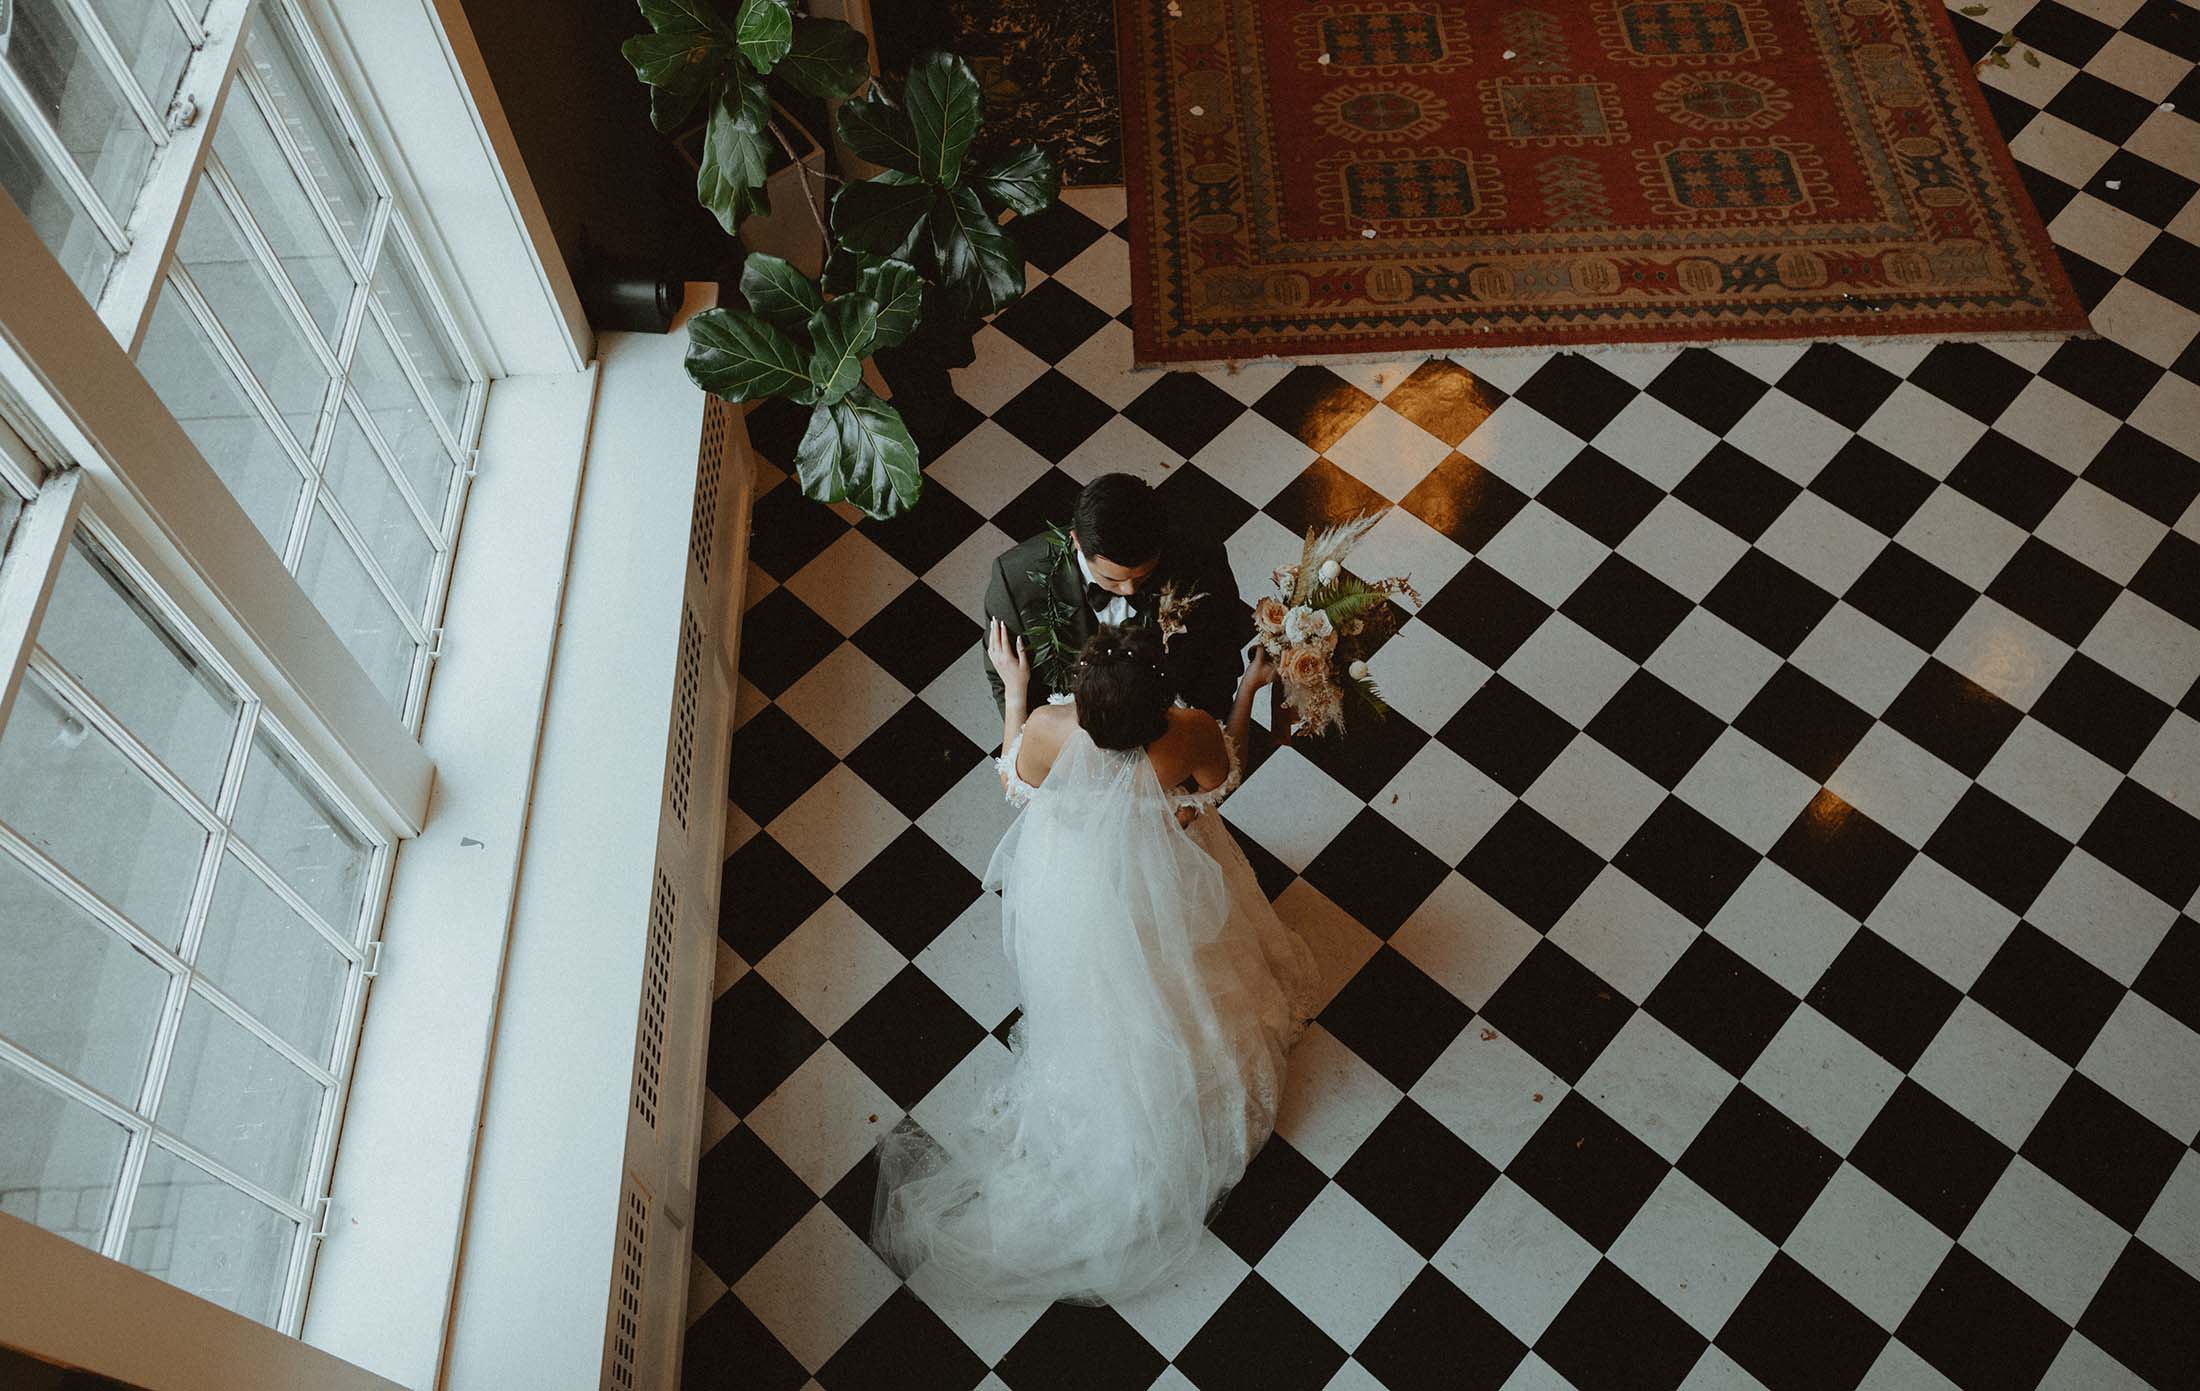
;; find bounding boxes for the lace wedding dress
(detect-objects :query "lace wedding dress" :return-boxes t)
[870,721,1319,1305]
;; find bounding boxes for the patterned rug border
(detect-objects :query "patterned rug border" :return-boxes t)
[1117,0,2092,365]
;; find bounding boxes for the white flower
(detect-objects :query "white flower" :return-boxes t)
[1046,692,1075,705]
[1317,52,1332,64]
[1317,559,1342,585]
[1283,605,1333,645]
[1360,227,1377,238]
[1349,660,1369,680]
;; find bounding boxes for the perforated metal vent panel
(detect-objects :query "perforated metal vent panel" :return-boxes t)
[631,869,676,1131]
[668,605,701,830]
[603,1177,650,1391]
[691,397,730,587]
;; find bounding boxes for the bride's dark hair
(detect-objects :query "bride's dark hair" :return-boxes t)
[1074,624,1172,751]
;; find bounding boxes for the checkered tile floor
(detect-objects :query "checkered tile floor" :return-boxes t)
[686,4,2200,1388]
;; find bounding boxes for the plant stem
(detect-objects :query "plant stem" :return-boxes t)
[765,116,830,243]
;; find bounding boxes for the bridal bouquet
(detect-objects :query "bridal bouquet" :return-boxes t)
[1256,512,1421,738]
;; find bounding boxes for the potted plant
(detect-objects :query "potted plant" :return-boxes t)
[622,0,1061,519]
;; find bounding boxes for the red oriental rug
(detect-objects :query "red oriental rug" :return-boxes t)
[1118,0,2090,364]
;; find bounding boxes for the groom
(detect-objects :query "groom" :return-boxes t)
[984,473,1248,719]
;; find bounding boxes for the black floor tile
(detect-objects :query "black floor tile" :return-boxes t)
[1586,670,1725,788]
[1810,437,1937,536]
[1849,1080,2012,1239]
[1716,1252,1888,1391]
[1253,366,1377,453]
[1506,1091,1671,1250]
[720,829,835,963]
[1947,431,2077,531]
[1382,358,1507,447]
[1209,1136,1327,1265]
[1614,796,1761,928]
[2080,777,2200,911]
[1400,452,1531,551]
[1264,455,1389,537]
[1539,446,1666,548]
[1647,348,1769,436]
[691,1124,821,1280]
[1674,443,1800,544]
[994,278,1116,364]
[2075,1240,2200,1391]
[1844,545,1978,652]
[1460,803,1607,933]
[1970,921,2127,1067]
[731,705,842,826]
[1420,562,1553,668]
[1807,929,1963,1073]
[818,1287,990,1391]
[1336,1098,1499,1258]
[1481,940,1639,1085]
[1355,1266,1527,1391]
[683,1284,811,1391]
[853,583,984,693]
[997,1302,1168,1391]
[845,701,984,819]
[1441,675,1577,795]
[1770,789,1918,919]
[831,966,987,1109]
[1702,549,1838,657]
[838,827,983,959]
[1319,946,1475,1090]
[1735,665,1873,783]
[1536,1261,1709,1391]
[1302,809,1451,937]
[1124,370,1250,460]
[1985,537,2122,647]
[708,972,828,1115]
[1171,1274,1348,1391]
[1513,353,1640,440]
[1898,1247,2070,1391]
[1882,660,2025,779]
[1776,345,1902,430]
[1645,934,1799,1079]
[1680,1085,1842,1244]
[993,369,1118,462]
[1924,785,2073,916]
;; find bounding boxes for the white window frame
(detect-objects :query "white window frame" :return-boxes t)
[0,457,393,1332]
[2,0,597,1376]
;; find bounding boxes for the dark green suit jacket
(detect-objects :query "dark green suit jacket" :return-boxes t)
[983,532,1248,719]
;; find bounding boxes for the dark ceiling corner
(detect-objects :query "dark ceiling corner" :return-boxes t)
[456,0,732,321]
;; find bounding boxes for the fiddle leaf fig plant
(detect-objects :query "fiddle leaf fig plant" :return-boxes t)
[623,0,871,232]
[686,253,924,518]
[830,52,1061,320]
[623,1,1061,519]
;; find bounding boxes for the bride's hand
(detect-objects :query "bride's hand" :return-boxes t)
[989,619,1031,698]
[1242,644,1277,691]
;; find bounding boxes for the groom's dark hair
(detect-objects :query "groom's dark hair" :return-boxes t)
[1072,474,1166,567]
[1076,625,1172,751]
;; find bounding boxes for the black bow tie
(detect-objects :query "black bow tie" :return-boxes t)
[1086,584,1131,613]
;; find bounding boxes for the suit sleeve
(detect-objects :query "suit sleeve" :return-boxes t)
[983,553,1018,713]
[1181,544,1249,720]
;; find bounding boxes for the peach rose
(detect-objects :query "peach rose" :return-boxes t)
[1254,596,1289,638]
[1279,643,1332,692]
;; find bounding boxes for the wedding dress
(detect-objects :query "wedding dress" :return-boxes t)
[871,721,1320,1305]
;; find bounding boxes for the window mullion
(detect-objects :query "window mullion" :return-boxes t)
[309,491,430,644]
[0,64,131,248]
[58,0,177,144]
[163,270,321,484]
[96,0,257,357]
[341,388,447,543]
[230,62,373,289]
[0,470,86,733]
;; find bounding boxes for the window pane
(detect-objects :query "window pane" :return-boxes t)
[38,538,242,801]
[295,506,415,711]
[325,406,433,614]
[0,671,208,949]
[125,1145,296,1325]
[0,851,170,1104]
[351,312,453,514]
[0,0,154,217]
[0,1057,132,1250]
[155,995,323,1201]
[212,89,354,343]
[230,732,371,935]
[369,252,468,438]
[243,5,376,257]
[173,191,332,443]
[80,0,192,114]
[135,286,306,551]
[0,101,115,299]
[196,855,348,1066]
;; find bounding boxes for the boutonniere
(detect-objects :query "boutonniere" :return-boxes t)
[1154,581,1206,651]
[1021,522,1081,691]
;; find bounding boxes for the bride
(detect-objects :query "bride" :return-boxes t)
[871,620,1320,1305]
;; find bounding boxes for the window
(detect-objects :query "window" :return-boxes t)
[5,0,482,728]
[0,506,386,1329]
[0,0,487,1336]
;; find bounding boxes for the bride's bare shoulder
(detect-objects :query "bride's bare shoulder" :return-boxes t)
[1016,704,1074,781]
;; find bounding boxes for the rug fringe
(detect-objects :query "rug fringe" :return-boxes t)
[1128,324,2096,375]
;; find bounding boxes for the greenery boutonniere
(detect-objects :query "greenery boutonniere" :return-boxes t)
[1022,523,1082,694]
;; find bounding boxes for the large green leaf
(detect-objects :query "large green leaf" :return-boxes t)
[697,70,772,232]
[831,173,935,258]
[685,307,808,402]
[834,91,920,175]
[857,259,924,349]
[978,144,1060,216]
[638,0,727,37]
[794,387,921,518]
[733,0,793,72]
[821,242,885,296]
[805,296,879,405]
[623,31,729,131]
[739,252,822,332]
[776,19,873,100]
[794,403,848,503]
[903,51,983,185]
[928,185,1025,317]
